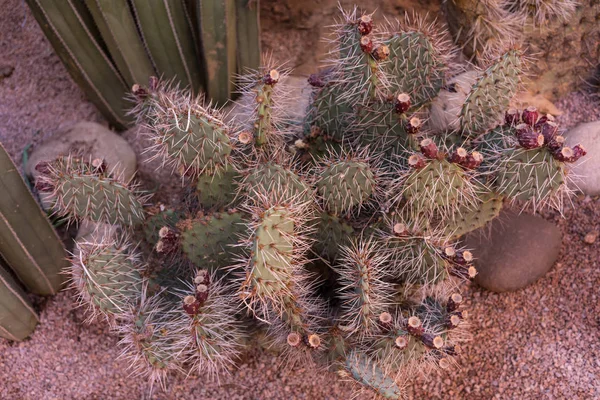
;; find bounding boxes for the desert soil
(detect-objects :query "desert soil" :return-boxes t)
[1,0,600,399]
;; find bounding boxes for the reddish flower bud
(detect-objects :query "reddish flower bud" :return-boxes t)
[394,336,408,350]
[522,106,539,126]
[516,124,544,149]
[263,69,280,85]
[394,93,411,114]
[540,121,558,144]
[405,117,422,134]
[357,15,373,35]
[359,36,373,53]
[461,151,483,169]
[450,147,468,164]
[287,332,301,347]
[308,73,326,88]
[446,293,463,313]
[505,108,520,126]
[546,135,565,152]
[183,295,201,316]
[407,316,423,336]
[570,144,587,162]
[408,154,426,169]
[34,161,51,175]
[371,45,390,61]
[419,138,438,159]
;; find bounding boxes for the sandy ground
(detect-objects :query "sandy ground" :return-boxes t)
[1,0,600,399]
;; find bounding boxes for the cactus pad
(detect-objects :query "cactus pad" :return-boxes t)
[180,211,246,271]
[143,207,184,246]
[344,352,403,399]
[460,49,522,136]
[496,147,566,209]
[242,162,312,203]
[196,164,240,208]
[71,238,144,320]
[316,160,376,215]
[313,212,354,260]
[445,191,504,239]
[386,31,446,108]
[38,157,145,226]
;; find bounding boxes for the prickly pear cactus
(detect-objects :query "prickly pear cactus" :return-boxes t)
[35,6,585,399]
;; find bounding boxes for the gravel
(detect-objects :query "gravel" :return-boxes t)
[1,0,600,399]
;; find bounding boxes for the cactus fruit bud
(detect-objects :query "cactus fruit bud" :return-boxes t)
[91,158,107,173]
[155,227,178,254]
[308,333,321,349]
[540,121,558,144]
[408,154,426,169]
[183,295,201,315]
[238,131,253,144]
[357,14,373,35]
[571,145,587,162]
[462,250,473,263]
[393,223,408,236]
[394,93,411,114]
[263,69,280,85]
[371,45,390,61]
[195,284,209,304]
[419,138,438,159]
[308,73,326,87]
[287,332,301,347]
[516,124,544,149]
[522,106,539,126]
[444,246,456,257]
[552,146,574,162]
[360,36,374,53]
[461,151,483,169]
[547,135,565,152]
[450,147,468,164]
[379,312,393,326]
[447,314,462,329]
[407,316,422,336]
[194,269,209,285]
[468,266,478,278]
[405,117,422,134]
[439,358,451,369]
[394,336,408,350]
[447,293,463,312]
[421,333,444,349]
[505,108,520,125]
[131,83,149,101]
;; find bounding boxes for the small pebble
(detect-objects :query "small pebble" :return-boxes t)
[584,231,598,244]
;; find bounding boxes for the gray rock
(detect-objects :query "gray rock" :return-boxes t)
[428,71,478,133]
[465,210,562,292]
[564,120,600,196]
[26,121,137,184]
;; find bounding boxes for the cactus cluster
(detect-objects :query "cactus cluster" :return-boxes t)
[33,7,585,398]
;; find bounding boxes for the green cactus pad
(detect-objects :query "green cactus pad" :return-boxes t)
[356,103,415,159]
[401,159,478,218]
[317,160,376,215]
[163,113,232,175]
[196,164,240,208]
[243,162,312,203]
[496,147,566,206]
[249,207,294,297]
[460,49,522,136]
[41,158,145,226]
[313,212,354,260]
[180,211,246,271]
[307,83,353,141]
[445,191,504,239]
[371,330,428,370]
[386,235,449,285]
[345,352,403,399]
[73,239,144,317]
[386,31,446,108]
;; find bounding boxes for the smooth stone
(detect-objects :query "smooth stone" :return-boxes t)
[465,210,562,293]
[428,71,478,133]
[564,121,600,196]
[26,121,137,183]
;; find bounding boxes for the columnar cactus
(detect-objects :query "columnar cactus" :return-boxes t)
[34,6,585,398]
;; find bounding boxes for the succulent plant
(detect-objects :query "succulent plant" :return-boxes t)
[25,0,261,128]
[35,6,585,398]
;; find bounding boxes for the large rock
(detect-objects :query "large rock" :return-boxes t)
[465,210,562,292]
[564,121,600,196]
[26,121,137,183]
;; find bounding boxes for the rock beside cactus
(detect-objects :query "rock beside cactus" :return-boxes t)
[465,210,562,292]
[564,121,600,196]
[26,121,137,188]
